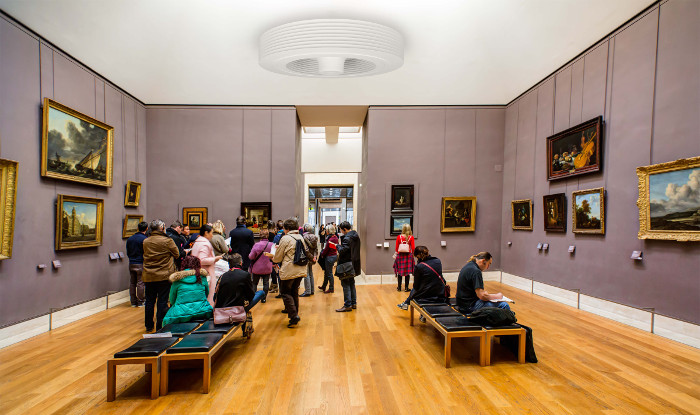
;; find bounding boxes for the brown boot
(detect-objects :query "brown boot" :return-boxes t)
[336,306,352,312]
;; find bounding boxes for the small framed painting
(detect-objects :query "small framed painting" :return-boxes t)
[241,202,272,237]
[511,199,533,230]
[572,188,605,234]
[390,215,413,236]
[391,185,414,211]
[0,158,19,260]
[543,193,566,232]
[183,207,208,233]
[124,181,141,207]
[122,214,144,239]
[55,194,104,250]
[441,197,476,232]
[547,116,603,181]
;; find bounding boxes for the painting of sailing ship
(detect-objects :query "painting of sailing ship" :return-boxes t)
[42,98,114,187]
[547,116,603,181]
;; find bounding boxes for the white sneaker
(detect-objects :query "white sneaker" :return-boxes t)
[397,303,408,310]
[419,315,426,323]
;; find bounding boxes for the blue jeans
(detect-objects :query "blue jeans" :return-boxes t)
[321,255,337,291]
[247,290,265,311]
[341,277,356,307]
[471,299,511,312]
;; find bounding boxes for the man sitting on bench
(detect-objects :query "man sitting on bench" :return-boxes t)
[397,246,447,310]
[456,252,510,315]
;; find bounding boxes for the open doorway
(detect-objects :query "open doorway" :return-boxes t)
[308,186,354,228]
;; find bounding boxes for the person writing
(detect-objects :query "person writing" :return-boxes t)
[455,252,510,314]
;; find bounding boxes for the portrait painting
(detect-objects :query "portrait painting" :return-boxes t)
[547,116,603,181]
[441,197,476,232]
[124,181,141,207]
[0,158,19,260]
[572,188,605,234]
[543,193,566,232]
[122,214,144,239]
[241,203,272,237]
[390,215,413,236]
[183,207,207,233]
[511,199,533,230]
[55,194,104,250]
[42,98,114,187]
[391,185,414,211]
[637,156,700,241]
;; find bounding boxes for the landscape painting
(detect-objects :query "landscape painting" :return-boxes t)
[122,214,144,239]
[441,197,476,232]
[511,199,533,230]
[547,116,603,181]
[572,188,605,234]
[637,157,700,241]
[390,215,413,236]
[42,98,114,187]
[543,193,566,232]
[56,194,104,250]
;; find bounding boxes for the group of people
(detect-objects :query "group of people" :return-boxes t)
[126,215,362,331]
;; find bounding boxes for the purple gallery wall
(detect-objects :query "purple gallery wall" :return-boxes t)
[0,14,147,327]
[363,107,505,275]
[500,0,700,324]
[145,106,298,229]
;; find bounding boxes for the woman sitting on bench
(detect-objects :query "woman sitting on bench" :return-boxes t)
[397,246,447,310]
[162,255,214,326]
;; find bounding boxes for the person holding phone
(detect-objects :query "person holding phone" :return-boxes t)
[334,221,361,312]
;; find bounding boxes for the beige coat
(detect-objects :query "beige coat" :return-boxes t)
[272,231,308,280]
[142,230,180,282]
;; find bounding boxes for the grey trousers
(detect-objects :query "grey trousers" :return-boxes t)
[303,262,315,294]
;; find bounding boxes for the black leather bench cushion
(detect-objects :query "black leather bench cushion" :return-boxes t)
[448,297,457,306]
[435,316,483,332]
[422,305,462,317]
[166,333,224,354]
[483,324,522,330]
[114,337,179,358]
[157,322,200,337]
[194,319,239,333]
[414,299,446,307]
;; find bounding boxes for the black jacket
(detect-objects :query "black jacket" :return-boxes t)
[408,256,446,302]
[229,225,255,269]
[165,227,186,266]
[337,230,361,275]
[214,268,255,310]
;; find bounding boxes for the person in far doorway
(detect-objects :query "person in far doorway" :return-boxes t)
[126,221,148,307]
[393,223,415,292]
[456,252,510,314]
[249,227,274,302]
[397,246,446,310]
[319,224,326,246]
[300,224,318,297]
[142,219,180,332]
[334,221,361,312]
[318,224,338,293]
[229,216,255,270]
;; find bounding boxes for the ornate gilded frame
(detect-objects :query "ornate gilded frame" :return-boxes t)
[0,159,18,260]
[41,98,114,187]
[440,197,476,232]
[511,199,533,230]
[183,207,208,233]
[122,214,144,239]
[55,194,104,250]
[124,181,141,207]
[637,156,700,241]
[572,187,605,235]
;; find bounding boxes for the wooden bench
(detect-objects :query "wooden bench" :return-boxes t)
[483,325,526,365]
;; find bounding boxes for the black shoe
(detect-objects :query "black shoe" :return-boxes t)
[275,294,282,298]
[396,287,401,291]
[318,286,325,290]
[300,292,310,297]
[404,288,410,292]
[288,316,300,328]
[281,309,288,313]
[261,298,266,303]
[352,304,356,309]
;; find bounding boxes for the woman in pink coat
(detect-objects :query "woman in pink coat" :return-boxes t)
[190,224,222,305]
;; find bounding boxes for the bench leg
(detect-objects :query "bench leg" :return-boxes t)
[444,334,452,368]
[202,356,211,394]
[518,331,526,363]
[160,358,169,396]
[107,361,117,402]
[409,305,414,326]
[479,335,486,366]
[150,361,159,399]
[484,334,492,366]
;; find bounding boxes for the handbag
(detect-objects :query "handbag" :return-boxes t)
[398,235,411,253]
[420,262,451,298]
[335,261,355,280]
[213,306,246,324]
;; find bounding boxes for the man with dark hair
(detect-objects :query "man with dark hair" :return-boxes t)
[143,219,180,332]
[229,215,255,270]
[125,221,148,307]
[456,252,510,314]
[166,220,186,268]
[335,221,361,312]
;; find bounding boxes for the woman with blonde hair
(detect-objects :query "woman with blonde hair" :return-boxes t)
[393,223,415,292]
[211,220,230,278]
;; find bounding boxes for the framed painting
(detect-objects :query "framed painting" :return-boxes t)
[391,185,414,211]
[511,199,533,230]
[241,202,272,237]
[543,193,566,232]
[0,159,19,260]
[637,156,700,241]
[124,181,141,207]
[390,215,413,236]
[572,188,605,234]
[441,197,476,232]
[41,98,114,187]
[55,194,104,250]
[547,116,603,181]
[122,214,144,239]
[183,207,207,233]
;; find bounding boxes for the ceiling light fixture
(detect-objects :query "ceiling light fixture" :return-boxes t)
[259,19,404,78]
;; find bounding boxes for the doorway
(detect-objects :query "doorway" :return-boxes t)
[307,186,354,228]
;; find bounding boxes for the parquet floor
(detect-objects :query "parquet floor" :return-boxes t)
[1,278,699,414]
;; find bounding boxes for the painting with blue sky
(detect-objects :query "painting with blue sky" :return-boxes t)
[648,167,700,230]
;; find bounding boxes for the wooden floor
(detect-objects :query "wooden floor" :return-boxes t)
[1,279,699,415]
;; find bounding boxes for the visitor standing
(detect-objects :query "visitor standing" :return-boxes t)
[125,221,148,307]
[249,227,274,302]
[318,224,338,293]
[191,224,223,305]
[335,221,361,312]
[300,224,318,297]
[142,219,180,331]
[229,216,255,270]
[268,218,307,327]
[393,224,415,292]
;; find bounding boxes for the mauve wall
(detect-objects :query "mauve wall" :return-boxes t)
[0,15,147,327]
[363,107,505,275]
[145,106,298,227]
[500,1,700,323]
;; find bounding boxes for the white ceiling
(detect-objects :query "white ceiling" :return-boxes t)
[0,0,652,105]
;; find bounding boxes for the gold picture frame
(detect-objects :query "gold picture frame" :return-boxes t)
[511,199,533,230]
[55,194,104,250]
[440,197,476,232]
[0,158,19,260]
[572,187,605,234]
[122,214,144,239]
[636,156,700,241]
[42,98,114,187]
[183,207,208,233]
[124,181,141,207]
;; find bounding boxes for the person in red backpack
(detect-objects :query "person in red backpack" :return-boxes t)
[393,224,415,292]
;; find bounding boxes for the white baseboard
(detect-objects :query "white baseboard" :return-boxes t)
[579,295,653,332]
[533,282,578,308]
[0,289,129,349]
[501,272,532,292]
[653,315,700,349]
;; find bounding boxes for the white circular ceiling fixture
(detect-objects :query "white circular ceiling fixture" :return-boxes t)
[259,19,404,78]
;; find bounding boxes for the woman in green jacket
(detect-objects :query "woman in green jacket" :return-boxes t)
[162,255,213,326]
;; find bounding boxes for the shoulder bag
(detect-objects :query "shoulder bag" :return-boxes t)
[335,261,355,280]
[420,262,450,298]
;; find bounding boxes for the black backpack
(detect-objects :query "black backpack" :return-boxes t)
[292,237,310,266]
[467,307,517,326]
